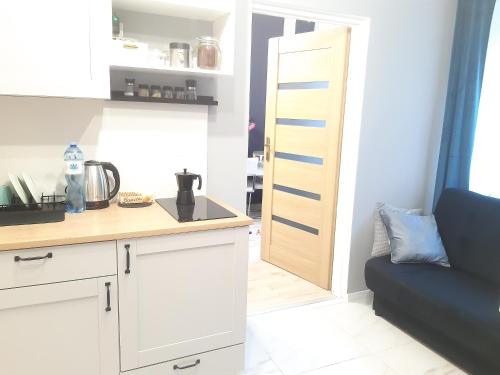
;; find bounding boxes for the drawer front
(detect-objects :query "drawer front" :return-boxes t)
[0,241,117,289]
[122,344,245,375]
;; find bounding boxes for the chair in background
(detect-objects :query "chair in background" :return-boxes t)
[247,157,263,216]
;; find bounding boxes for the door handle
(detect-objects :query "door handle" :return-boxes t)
[125,244,131,274]
[264,136,271,162]
[14,252,53,262]
[105,282,111,312]
[173,359,200,370]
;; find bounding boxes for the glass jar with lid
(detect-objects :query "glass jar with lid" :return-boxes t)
[170,42,190,68]
[185,80,197,101]
[196,36,221,70]
[138,84,149,98]
[174,86,185,100]
[150,85,162,98]
[162,85,174,99]
[124,78,135,97]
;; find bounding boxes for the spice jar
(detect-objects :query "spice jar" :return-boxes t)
[124,78,135,97]
[174,86,185,100]
[151,85,162,98]
[185,80,197,101]
[196,36,221,69]
[169,42,190,68]
[138,84,149,97]
[163,85,173,99]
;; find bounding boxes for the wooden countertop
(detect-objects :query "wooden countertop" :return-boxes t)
[0,198,252,251]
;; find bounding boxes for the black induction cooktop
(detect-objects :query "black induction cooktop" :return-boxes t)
[156,196,237,223]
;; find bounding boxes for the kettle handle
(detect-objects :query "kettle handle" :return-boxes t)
[102,162,121,200]
[196,174,202,190]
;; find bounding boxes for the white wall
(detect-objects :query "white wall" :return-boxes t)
[260,0,457,292]
[0,97,208,199]
[207,0,251,212]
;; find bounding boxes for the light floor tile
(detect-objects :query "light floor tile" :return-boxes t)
[302,355,399,375]
[245,324,283,374]
[378,341,467,375]
[244,360,283,375]
[248,305,369,375]
[245,297,468,375]
[312,300,413,354]
[244,318,283,374]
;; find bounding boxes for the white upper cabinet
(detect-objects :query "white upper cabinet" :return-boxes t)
[112,0,233,21]
[0,0,111,98]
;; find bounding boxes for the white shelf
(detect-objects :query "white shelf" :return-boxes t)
[113,0,231,21]
[110,63,232,78]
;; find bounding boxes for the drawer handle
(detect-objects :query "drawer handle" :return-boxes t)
[14,252,53,262]
[173,359,200,370]
[105,282,111,312]
[125,244,131,274]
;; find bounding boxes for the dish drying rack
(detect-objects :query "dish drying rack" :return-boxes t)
[0,194,66,226]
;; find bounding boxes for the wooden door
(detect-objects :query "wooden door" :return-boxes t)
[0,277,119,375]
[261,28,351,290]
[117,228,248,372]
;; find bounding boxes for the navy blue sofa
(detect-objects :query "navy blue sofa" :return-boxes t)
[365,189,500,375]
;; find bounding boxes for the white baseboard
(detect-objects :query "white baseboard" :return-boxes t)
[347,290,373,305]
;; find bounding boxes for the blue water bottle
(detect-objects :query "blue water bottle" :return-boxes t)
[64,143,86,213]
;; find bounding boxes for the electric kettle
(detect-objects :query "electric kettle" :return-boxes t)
[84,161,120,209]
[175,168,202,205]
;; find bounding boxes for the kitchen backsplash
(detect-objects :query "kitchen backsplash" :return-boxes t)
[0,96,208,199]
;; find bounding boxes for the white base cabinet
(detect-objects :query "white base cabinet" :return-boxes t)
[0,276,119,375]
[117,227,249,371]
[0,226,249,375]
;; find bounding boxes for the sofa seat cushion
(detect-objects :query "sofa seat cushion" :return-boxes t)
[435,189,500,285]
[365,256,500,362]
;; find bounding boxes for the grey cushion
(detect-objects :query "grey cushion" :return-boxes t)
[379,208,450,267]
[371,202,423,257]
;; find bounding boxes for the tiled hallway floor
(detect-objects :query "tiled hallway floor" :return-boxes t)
[244,299,467,375]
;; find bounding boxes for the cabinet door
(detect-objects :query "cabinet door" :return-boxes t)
[118,227,249,371]
[0,0,110,98]
[0,276,119,375]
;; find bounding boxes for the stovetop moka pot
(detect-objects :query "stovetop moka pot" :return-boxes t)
[175,168,202,205]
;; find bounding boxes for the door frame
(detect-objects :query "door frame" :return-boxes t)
[251,1,371,298]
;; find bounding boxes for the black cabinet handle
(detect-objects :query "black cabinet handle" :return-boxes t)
[14,252,53,262]
[105,282,111,312]
[125,244,131,274]
[173,359,200,370]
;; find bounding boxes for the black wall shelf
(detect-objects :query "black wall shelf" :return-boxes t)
[110,91,218,106]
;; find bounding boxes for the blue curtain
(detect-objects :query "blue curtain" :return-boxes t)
[434,0,497,207]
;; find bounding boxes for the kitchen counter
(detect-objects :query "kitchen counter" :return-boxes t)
[0,198,252,251]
